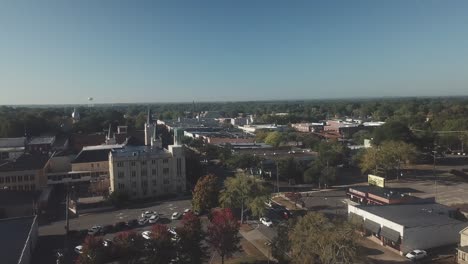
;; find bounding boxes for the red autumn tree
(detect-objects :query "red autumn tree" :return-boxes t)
[113,231,144,263]
[146,224,175,264]
[207,208,241,264]
[77,236,106,264]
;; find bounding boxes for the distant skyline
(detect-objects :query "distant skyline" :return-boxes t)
[1,0,468,105]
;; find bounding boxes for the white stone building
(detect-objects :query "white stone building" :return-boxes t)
[109,109,185,199]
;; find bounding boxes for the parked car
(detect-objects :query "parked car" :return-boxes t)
[142,231,152,240]
[183,208,191,215]
[126,219,139,228]
[260,217,273,227]
[265,200,273,208]
[87,226,102,236]
[114,221,127,231]
[171,212,181,220]
[74,245,83,254]
[142,211,156,218]
[167,227,179,241]
[103,239,113,247]
[405,250,427,261]
[138,218,149,226]
[102,225,114,234]
[149,214,160,224]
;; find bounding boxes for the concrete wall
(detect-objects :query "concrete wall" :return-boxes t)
[71,161,109,173]
[402,223,467,253]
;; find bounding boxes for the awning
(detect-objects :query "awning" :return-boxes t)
[364,219,381,234]
[380,226,400,243]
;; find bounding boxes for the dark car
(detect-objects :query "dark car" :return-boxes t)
[126,219,138,228]
[114,221,127,231]
[102,225,114,234]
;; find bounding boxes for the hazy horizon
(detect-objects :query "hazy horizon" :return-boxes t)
[1,1,468,105]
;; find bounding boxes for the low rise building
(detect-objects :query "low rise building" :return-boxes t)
[348,203,467,254]
[291,122,325,133]
[347,185,422,205]
[0,137,26,160]
[458,227,468,264]
[27,136,56,154]
[0,215,38,264]
[0,154,50,191]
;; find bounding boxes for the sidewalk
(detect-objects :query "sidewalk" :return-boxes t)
[239,224,274,261]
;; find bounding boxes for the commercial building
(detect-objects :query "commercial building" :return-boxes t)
[26,136,56,154]
[0,154,50,191]
[347,185,422,205]
[0,215,38,264]
[458,227,468,264]
[348,203,467,254]
[291,122,325,133]
[0,137,26,160]
[109,112,186,200]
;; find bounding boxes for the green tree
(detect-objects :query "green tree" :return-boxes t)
[265,131,283,147]
[271,222,291,263]
[278,157,305,184]
[372,121,414,145]
[226,154,262,170]
[289,212,362,264]
[360,140,417,178]
[352,129,371,145]
[192,174,219,213]
[207,209,241,264]
[113,231,145,263]
[108,190,130,208]
[175,212,207,264]
[219,173,270,223]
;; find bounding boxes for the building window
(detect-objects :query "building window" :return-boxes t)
[18,185,23,191]
[30,184,35,191]
[141,170,147,177]
[24,185,29,191]
[141,161,146,166]
[18,176,22,182]
[131,161,136,167]
[152,169,156,176]
[142,181,148,187]
[131,182,137,188]
[118,183,125,190]
[131,171,136,177]
[143,189,147,196]
[30,175,35,181]
[151,159,156,165]
[91,164,94,168]
[0,177,4,184]
[5,177,10,183]
[117,172,124,179]
[163,178,169,184]
[97,163,100,168]
[117,162,123,167]
[11,176,16,183]
[163,168,169,175]
[152,180,157,186]
[163,159,168,164]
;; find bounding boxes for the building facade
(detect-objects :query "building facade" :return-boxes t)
[0,154,50,191]
[458,227,468,264]
[348,203,467,255]
[109,112,186,200]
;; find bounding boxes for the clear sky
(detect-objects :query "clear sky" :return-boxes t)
[1,0,468,105]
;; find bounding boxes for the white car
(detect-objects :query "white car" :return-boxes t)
[138,217,149,226]
[149,214,159,224]
[183,208,191,215]
[142,231,152,240]
[260,217,273,227]
[102,239,112,247]
[168,227,179,241]
[171,212,181,220]
[87,225,102,236]
[142,211,155,218]
[405,249,427,261]
[74,245,83,254]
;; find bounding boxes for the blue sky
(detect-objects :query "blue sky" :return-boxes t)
[1,0,468,104]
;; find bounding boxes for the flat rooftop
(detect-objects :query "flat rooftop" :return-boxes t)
[0,154,49,172]
[0,216,36,264]
[355,203,464,228]
[349,185,415,200]
[111,145,170,158]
